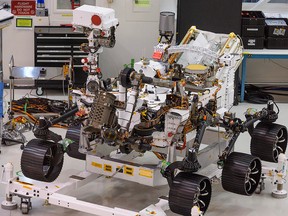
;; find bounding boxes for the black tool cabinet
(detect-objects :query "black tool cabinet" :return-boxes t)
[34,26,88,88]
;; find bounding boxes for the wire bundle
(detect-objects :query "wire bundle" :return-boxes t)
[11,98,68,127]
[11,98,67,113]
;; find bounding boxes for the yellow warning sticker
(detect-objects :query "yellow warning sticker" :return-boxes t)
[91,162,102,169]
[16,180,33,186]
[23,185,32,190]
[124,166,134,176]
[61,14,73,17]
[104,164,112,172]
[139,168,153,178]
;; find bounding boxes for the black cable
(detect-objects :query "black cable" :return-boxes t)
[262,86,288,91]
[273,100,280,115]
[263,91,288,97]
[244,84,274,104]
[12,98,68,113]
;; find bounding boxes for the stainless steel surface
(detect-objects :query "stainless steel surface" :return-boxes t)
[12,66,64,80]
[12,66,41,79]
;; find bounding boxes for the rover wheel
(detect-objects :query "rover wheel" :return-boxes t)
[119,67,133,88]
[65,124,86,160]
[251,122,287,162]
[21,139,64,182]
[222,152,261,196]
[169,172,212,215]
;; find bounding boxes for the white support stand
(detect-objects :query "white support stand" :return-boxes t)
[258,153,288,199]
[272,153,287,199]
[1,164,167,215]
[1,163,17,210]
[0,138,224,215]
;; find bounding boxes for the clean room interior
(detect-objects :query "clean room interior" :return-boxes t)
[1,0,288,216]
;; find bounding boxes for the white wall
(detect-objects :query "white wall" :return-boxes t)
[160,0,177,14]
[100,0,160,78]
[2,17,49,82]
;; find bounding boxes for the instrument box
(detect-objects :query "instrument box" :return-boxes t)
[242,11,265,49]
[242,11,265,25]
[265,37,288,49]
[242,25,265,37]
[242,37,265,49]
[265,18,288,38]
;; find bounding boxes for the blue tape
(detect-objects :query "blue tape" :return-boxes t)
[0,82,3,116]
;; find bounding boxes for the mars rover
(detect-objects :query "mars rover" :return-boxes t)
[1,5,287,216]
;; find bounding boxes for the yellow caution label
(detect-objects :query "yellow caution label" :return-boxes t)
[91,162,102,169]
[16,180,33,186]
[62,14,73,17]
[23,185,32,190]
[139,168,153,178]
[104,164,112,172]
[124,166,134,176]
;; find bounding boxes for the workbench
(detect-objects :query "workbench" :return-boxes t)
[240,49,288,102]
